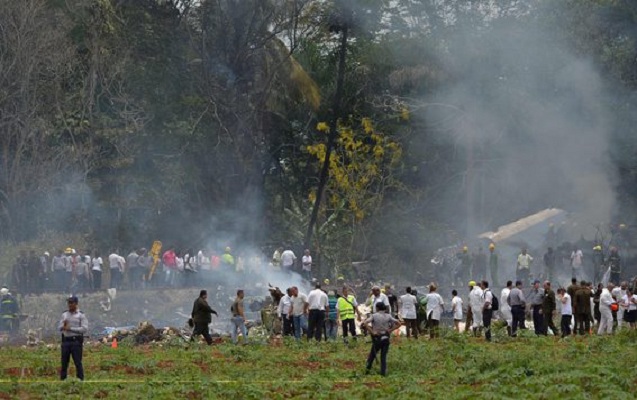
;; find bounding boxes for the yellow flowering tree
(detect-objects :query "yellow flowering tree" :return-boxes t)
[307,116,403,223]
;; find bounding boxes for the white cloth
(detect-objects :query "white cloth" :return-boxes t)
[426,293,444,321]
[451,296,463,320]
[624,294,637,311]
[482,289,493,310]
[561,293,572,315]
[108,254,125,271]
[290,293,308,316]
[517,253,533,268]
[301,255,312,271]
[470,286,484,329]
[399,294,418,319]
[278,294,292,317]
[91,257,103,272]
[281,250,297,268]
[307,289,328,311]
[500,287,512,325]
[570,250,583,267]
[368,293,391,314]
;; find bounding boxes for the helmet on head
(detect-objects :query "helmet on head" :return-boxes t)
[468,280,476,287]
[489,243,495,250]
[225,247,231,253]
[462,246,468,252]
[337,276,344,281]
[0,287,8,296]
[323,279,330,285]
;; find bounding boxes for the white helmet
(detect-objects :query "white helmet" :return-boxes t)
[0,287,8,296]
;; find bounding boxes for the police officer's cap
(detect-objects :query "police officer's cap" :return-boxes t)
[67,295,79,303]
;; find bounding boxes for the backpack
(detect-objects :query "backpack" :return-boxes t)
[488,290,499,311]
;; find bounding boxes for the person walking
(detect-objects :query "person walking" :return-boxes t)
[337,286,361,343]
[516,248,533,284]
[230,289,248,345]
[58,296,88,381]
[277,288,294,336]
[541,281,559,336]
[574,281,592,335]
[190,290,218,345]
[363,303,400,377]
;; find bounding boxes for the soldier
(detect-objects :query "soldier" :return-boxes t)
[541,281,559,336]
[58,296,88,381]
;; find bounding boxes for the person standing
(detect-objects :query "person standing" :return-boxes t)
[426,284,444,339]
[541,281,559,336]
[277,288,294,336]
[500,281,513,336]
[301,249,313,281]
[566,278,580,336]
[557,288,572,337]
[288,286,308,340]
[592,244,604,284]
[90,251,103,291]
[363,303,400,377]
[367,286,391,314]
[281,248,297,273]
[190,290,218,345]
[337,286,361,343]
[529,280,545,335]
[0,287,19,333]
[574,281,592,335]
[325,290,339,340]
[598,283,615,335]
[384,285,399,319]
[621,287,637,330]
[507,280,527,337]
[516,248,533,285]
[399,287,419,338]
[108,251,126,290]
[488,243,499,288]
[473,248,487,282]
[306,283,328,342]
[58,296,88,381]
[481,281,494,342]
[230,289,248,345]
[451,290,463,332]
[469,280,484,336]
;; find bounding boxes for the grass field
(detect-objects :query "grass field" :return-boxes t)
[1,328,636,399]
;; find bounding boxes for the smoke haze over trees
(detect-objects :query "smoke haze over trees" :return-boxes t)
[2,0,637,277]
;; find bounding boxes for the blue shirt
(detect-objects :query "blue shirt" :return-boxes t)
[328,296,338,320]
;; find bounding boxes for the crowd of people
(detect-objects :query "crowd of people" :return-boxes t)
[6,245,311,294]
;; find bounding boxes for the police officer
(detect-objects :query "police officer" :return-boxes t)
[362,302,400,376]
[58,296,88,381]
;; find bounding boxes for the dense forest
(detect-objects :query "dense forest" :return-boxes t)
[1,0,637,277]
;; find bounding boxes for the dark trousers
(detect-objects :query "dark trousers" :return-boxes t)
[110,269,121,289]
[60,337,84,380]
[428,318,440,339]
[191,322,213,345]
[307,309,325,341]
[543,310,559,336]
[561,315,571,337]
[342,319,356,339]
[54,270,66,291]
[483,309,493,341]
[577,313,590,335]
[366,336,390,376]
[532,305,544,335]
[92,270,102,290]
[282,314,294,336]
[129,268,144,289]
[511,305,525,336]
[404,318,418,338]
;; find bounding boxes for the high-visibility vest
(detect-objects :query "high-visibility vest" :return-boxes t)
[337,295,356,320]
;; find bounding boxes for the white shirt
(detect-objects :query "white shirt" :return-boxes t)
[600,288,614,308]
[302,255,312,271]
[500,288,511,311]
[426,292,444,320]
[278,294,293,316]
[108,254,125,271]
[281,250,297,268]
[451,296,463,320]
[290,293,308,316]
[368,293,391,314]
[469,286,484,311]
[307,289,328,310]
[561,293,572,315]
[482,289,493,310]
[622,294,637,311]
[517,253,533,268]
[91,257,103,272]
[399,293,417,319]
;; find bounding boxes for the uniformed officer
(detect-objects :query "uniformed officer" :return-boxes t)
[58,296,88,381]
